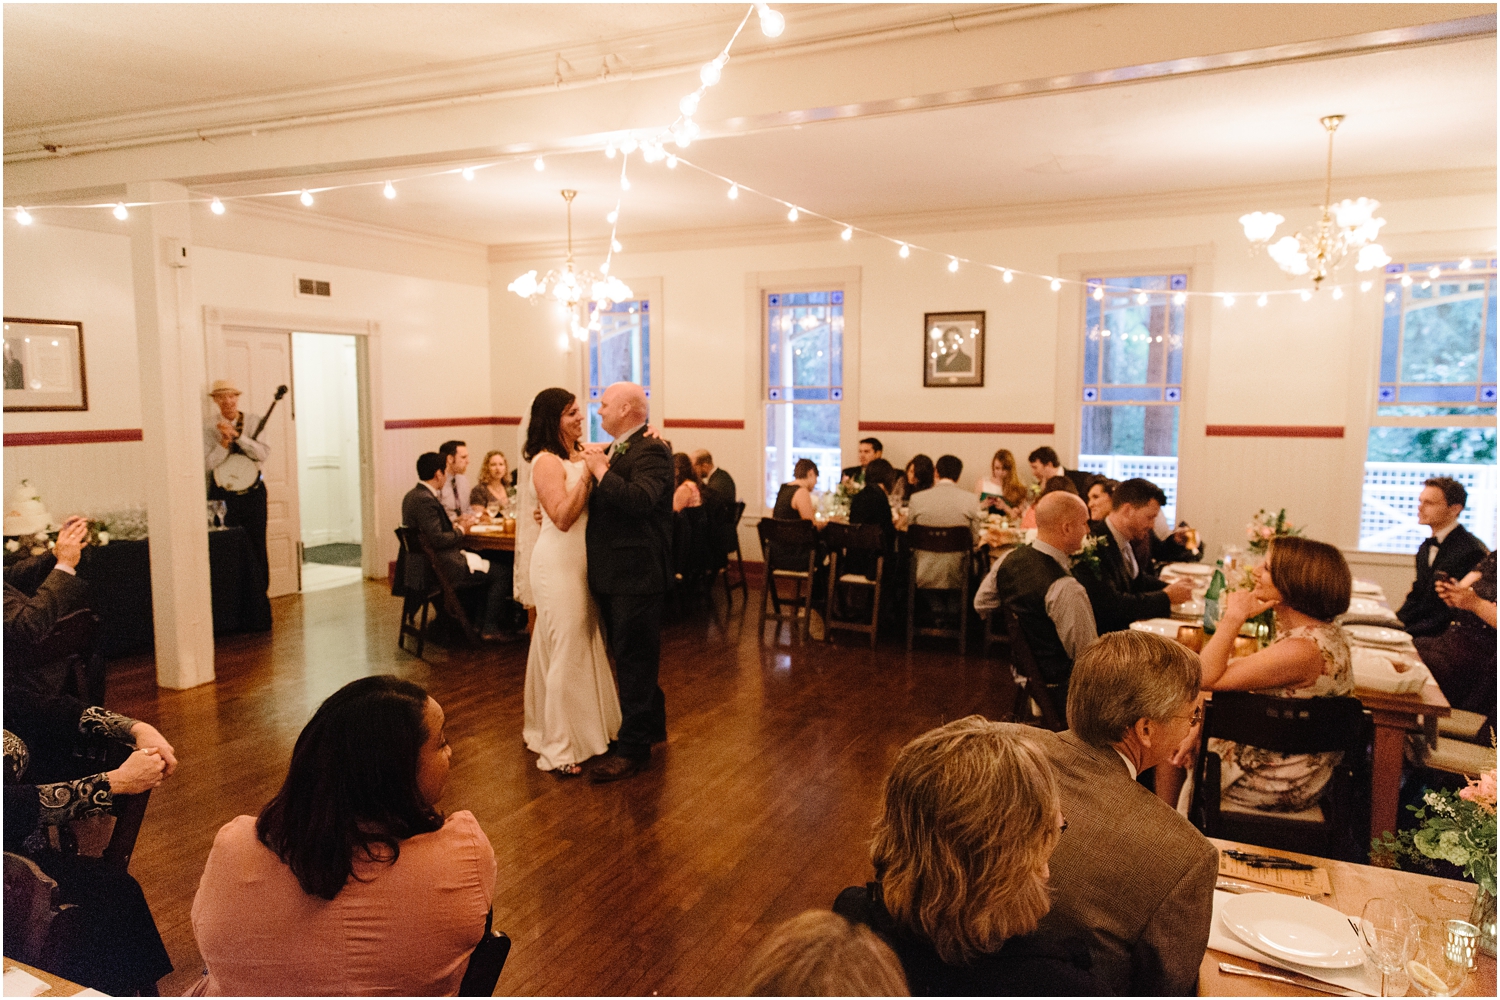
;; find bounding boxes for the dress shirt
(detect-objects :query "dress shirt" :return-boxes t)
[1114,748,1138,781]
[203,411,270,476]
[441,473,473,520]
[1106,516,1139,579]
[1429,521,1459,565]
[973,539,1097,660]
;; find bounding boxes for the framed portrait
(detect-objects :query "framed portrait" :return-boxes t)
[3,318,88,411]
[923,311,984,387]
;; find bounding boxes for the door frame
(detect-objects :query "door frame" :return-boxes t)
[203,307,384,580]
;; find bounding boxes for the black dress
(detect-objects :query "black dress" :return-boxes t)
[3,689,173,995]
[834,882,1108,996]
[1415,550,1497,732]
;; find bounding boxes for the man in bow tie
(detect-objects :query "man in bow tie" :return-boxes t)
[1397,477,1488,637]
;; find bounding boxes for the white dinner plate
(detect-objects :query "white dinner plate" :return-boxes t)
[1343,623,1414,647]
[1128,618,1183,638]
[1221,893,1366,969]
[1346,596,1387,616]
[1352,579,1383,595]
[1165,562,1215,577]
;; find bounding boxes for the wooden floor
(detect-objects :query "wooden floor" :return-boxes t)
[109,581,1019,996]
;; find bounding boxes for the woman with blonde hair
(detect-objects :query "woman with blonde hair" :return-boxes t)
[834,717,1102,995]
[976,449,1027,515]
[734,910,909,996]
[469,450,513,512]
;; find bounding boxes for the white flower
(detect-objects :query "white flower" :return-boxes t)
[97,531,110,545]
[4,540,18,552]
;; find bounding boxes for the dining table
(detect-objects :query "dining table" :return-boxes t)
[2,957,91,997]
[1198,837,1495,996]
[460,524,515,553]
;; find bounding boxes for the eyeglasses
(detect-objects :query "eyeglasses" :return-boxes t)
[1058,815,1069,834]
[1171,706,1204,727]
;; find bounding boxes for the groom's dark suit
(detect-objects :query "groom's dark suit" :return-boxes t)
[586,427,674,761]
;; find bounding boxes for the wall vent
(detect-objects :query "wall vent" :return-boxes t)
[295,277,331,298]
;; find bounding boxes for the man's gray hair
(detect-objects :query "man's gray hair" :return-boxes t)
[1066,631,1201,747]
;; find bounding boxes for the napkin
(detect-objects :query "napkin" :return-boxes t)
[2,966,50,997]
[1351,647,1430,694]
[1128,618,1183,638]
[1209,890,1380,996]
[461,551,490,575]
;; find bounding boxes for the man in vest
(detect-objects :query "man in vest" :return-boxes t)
[975,491,1097,692]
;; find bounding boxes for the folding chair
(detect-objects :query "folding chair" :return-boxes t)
[458,909,513,997]
[394,528,443,656]
[757,518,819,640]
[905,524,973,654]
[823,521,885,649]
[1001,606,1065,731]
[712,500,750,604]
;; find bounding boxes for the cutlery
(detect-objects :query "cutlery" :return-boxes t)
[1216,879,1311,900]
[1217,962,1362,996]
[1225,849,1316,870]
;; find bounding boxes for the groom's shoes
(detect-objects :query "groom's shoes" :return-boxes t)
[589,754,647,784]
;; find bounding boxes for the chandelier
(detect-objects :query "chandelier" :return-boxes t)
[1239,115,1390,287]
[508,189,632,341]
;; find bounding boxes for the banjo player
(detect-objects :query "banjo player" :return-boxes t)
[205,379,271,590]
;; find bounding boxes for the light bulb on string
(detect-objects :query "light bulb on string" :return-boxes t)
[680,91,701,117]
[1332,286,1344,300]
[787,206,799,223]
[1172,292,1187,306]
[14,207,32,225]
[1136,291,1149,305]
[1050,278,1062,292]
[300,190,314,207]
[621,174,631,192]
[1428,265,1441,279]
[1222,294,1235,307]
[606,209,618,224]
[462,166,476,180]
[840,226,852,241]
[210,197,225,216]
[728,184,739,200]
[534,157,546,172]
[756,4,785,37]
[948,258,959,273]
[1360,280,1372,292]
[622,137,638,154]
[604,144,616,160]
[600,261,610,275]
[383,181,397,199]
[1400,273,1413,287]
[113,202,129,220]
[1091,286,1103,301]
[898,243,910,258]
[1385,290,1396,302]
[612,239,623,253]
[1459,258,1473,270]
[1300,289,1313,302]
[1421,280,1431,289]
[700,56,724,87]
[1257,294,1269,307]
[1002,270,1014,284]
[666,154,678,169]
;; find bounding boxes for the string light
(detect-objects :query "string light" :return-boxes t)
[1459,257,1473,270]
[210,197,225,215]
[1222,294,1235,307]
[947,258,959,273]
[1172,292,1187,305]
[1050,278,1062,291]
[611,239,623,253]
[606,209,618,223]
[840,226,852,241]
[787,206,799,222]
[1332,286,1344,299]
[604,144,616,160]
[534,156,546,172]
[700,56,724,87]
[728,184,739,200]
[680,91,701,117]
[1385,290,1397,302]
[1428,265,1441,279]
[1136,290,1149,305]
[1401,273,1413,287]
[756,3,785,37]
[1257,294,1269,307]
[1002,270,1013,283]
[113,202,129,220]
[462,167,476,180]
[898,243,910,258]
[14,207,32,225]
[1360,280,1372,292]
[1300,289,1313,301]
[666,154,678,169]
[383,181,397,199]
[1091,285,1103,301]
[622,137,638,154]
[300,190,314,207]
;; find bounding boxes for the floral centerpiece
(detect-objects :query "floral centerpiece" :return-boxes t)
[1246,507,1301,555]
[1374,769,1497,955]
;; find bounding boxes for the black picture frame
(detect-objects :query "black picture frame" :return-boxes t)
[923,311,984,387]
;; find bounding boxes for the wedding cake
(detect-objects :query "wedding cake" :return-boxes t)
[4,480,55,536]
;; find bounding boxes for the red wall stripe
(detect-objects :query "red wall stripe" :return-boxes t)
[4,428,143,447]
[383,416,522,430]
[662,419,745,430]
[859,421,1055,435]
[1205,425,1345,439]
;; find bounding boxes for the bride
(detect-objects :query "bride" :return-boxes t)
[521,388,621,774]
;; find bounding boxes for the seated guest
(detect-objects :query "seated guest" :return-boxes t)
[774,459,820,521]
[1074,478,1193,633]
[1197,536,1354,811]
[1417,550,1496,733]
[468,450,513,512]
[735,910,909,996]
[4,687,175,995]
[692,450,739,556]
[692,449,737,507]
[672,452,704,512]
[1027,446,1093,498]
[974,493,1096,691]
[190,676,495,996]
[437,439,473,521]
[906,455,982,591]
[834,717,1103,995]
[902,454,935,501]
[1033,631,1217,996]
[1021,474,1080,529]
[1085,476,1116,522]
[842,437,884,487]
[846,458,899,580]
[402,452,516,639]
[977,448,1028,516]
[4,515,90,697]
[1397,476,1488,637]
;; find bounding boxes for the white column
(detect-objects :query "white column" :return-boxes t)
[128,181,215,689]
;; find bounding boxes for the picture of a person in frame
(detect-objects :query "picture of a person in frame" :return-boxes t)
[933,326,973,374]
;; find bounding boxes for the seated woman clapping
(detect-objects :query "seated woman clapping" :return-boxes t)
[834,717,1104,996]
[189,676,496,996]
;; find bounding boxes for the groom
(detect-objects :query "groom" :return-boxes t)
[582,382,674,783]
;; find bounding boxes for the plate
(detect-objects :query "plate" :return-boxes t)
[1221,893,1366,969]
[467,524,511,536]
[1165,562,1215,577]
[1343,624,1414,647]
[1352,579,1383,595]
[1128,618,1183,638]
[1346,597,1387,616]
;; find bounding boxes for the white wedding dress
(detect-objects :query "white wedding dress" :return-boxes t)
[522,457,621,771]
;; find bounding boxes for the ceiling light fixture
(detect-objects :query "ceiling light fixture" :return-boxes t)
[508,190,632,343]
[1239,115,1388,287]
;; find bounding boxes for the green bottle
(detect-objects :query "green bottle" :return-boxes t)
[1202,559,1227,635]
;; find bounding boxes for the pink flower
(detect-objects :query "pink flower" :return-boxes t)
[1459,770,1497,811]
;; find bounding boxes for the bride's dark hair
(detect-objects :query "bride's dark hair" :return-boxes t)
[523,387,578,461]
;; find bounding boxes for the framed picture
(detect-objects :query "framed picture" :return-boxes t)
[923,311,984,387]
[3,318,87,412]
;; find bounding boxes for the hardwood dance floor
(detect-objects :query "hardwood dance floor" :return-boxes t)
[109,582,1019,996]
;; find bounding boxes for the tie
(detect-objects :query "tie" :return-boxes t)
[1428,538,1440,567]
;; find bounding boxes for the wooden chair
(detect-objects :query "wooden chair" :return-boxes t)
[757,518,819,640]
[396,527,479,651]
[394,528,442,656]
[822,522,885,649]
[3,852,82,970]
[458,909,512,997]
[905,525,973,654]
[982,608,1009,657]
[101,791,152,870]
[1001,606,1066,731]
[711,500,750,604]
[25,608,105,706]
[1190,692,1372,861]
[671,506,713,611]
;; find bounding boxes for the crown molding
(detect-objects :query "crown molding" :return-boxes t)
[197,197,487,257]
[486,167,1496,263]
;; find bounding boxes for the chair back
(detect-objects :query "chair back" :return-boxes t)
[1201,692,1368,755]
[29,609,99,666]
[458,910,513,997]
[822,521,885,554]
[757,517,818,569]
[4,852,71,967]
[392,527,417,597]
[906,524,973,553]
[101,790,152,870]
[1002,605,1066,731]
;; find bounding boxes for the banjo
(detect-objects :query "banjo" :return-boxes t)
[213,385,287,494]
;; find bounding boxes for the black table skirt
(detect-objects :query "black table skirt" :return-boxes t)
[76,527,274,657]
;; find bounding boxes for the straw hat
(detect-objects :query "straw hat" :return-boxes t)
[208,379,242,397]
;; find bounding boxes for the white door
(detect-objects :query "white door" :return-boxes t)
[221,330,301,597]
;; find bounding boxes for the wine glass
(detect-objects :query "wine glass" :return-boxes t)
[1405,917,1474,996]
[1361,897,1417,997]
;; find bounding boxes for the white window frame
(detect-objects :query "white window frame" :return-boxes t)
[580,276,663,441]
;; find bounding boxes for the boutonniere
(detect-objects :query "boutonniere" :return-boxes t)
[612,439,632,459]
[1072,533,1106,575]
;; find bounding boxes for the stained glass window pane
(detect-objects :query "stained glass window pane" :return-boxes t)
[587,300,649,443]
[765,290,843,504]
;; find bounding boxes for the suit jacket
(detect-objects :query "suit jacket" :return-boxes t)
[1034,729,1218,996]
[400,483,468,590]
[907,480,982,590]
[1076,519,1170,633]
[586,429,674,596]
[705,468,736,507]
[1063,467,1095,497]
[1398,524,1489,637]
[3,554,89,649]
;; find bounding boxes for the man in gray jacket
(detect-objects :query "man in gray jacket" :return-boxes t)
[1032,629,1217,995]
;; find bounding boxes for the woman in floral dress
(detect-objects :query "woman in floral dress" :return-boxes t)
[1196,536,1354,811]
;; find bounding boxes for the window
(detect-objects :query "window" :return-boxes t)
[1360,260,1497,552]
[1078,274,1186,523]
[764,290,843,506]
[586,299,649,443]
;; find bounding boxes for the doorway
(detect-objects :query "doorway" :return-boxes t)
[292,332,363,592]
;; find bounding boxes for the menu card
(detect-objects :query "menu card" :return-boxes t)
[1219,853,1334,896]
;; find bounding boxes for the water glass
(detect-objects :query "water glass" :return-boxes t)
[1405,918,1474,996]
[1361,897,1417,997]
